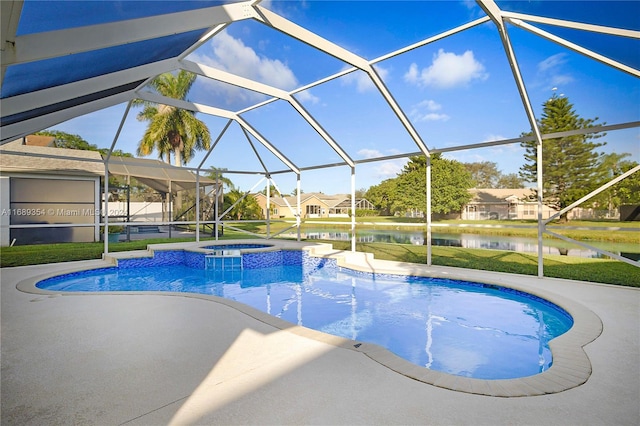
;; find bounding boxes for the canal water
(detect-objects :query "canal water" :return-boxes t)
[282,229,639,260]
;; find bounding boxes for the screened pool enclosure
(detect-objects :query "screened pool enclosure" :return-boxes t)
[1,0,638,276]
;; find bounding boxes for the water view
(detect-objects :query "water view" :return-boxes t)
[282,229,639,260]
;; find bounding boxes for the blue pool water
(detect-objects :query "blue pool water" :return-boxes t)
[37,250,573,380]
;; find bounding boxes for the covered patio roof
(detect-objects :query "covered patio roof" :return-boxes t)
[0,139,215,194]
[107,156,216,194]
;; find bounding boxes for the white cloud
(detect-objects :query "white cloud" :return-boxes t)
[404,49,488,89]
[404,63,420,85]
[260,0,309,17]
[537,53,567,73]
[482,134,506,142]
[295,89,320,104]
[213,30,297,89]
[189,30,318,105]
[357,149,405,179]
[358,148,384,159]
[409,99,450,122]
[374,159,405,179]
[536,53,574,89]
[551,74,574,86]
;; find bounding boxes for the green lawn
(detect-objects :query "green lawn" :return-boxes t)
[326,241,640,287]
[1,233,638,287]
[258,218,640,244]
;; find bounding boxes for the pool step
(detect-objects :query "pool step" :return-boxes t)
[205,250,242,270]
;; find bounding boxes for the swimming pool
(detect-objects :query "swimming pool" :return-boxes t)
[36,247,573,380]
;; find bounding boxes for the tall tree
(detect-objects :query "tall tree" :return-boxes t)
[206,166,235,191]
[35,130,133,191]
[364,178,396,216]
[614,160,640,205]
[591,154,640,212]
[496,173,525,189]
[366,154,473,216]
[464,161,501,188]
[519,94,607,221]
[135,70,211,166]
[35,130,132,157]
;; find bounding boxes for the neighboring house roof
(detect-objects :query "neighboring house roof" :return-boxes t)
[0,138,215,193]
[254,192,359,209]
[469,188,536,204]
[24,135,56,147]
[0,139,104,176]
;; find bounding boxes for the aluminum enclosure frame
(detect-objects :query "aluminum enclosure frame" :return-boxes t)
[1,0,638,274]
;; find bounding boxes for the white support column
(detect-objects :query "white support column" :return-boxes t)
[426,156,432,266]
[195,173,200,242]
[168,181,172,239]
[266,176,271,238]
[214,171,220,241]
[103,162,109,255]
[537,140,544,277]
[101,99,132,256]
[297,174,301,241]
[351,167,356,252]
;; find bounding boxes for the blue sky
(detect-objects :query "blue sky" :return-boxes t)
[43,0,639,195]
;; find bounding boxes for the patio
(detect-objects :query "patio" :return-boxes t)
[2,248,638,425]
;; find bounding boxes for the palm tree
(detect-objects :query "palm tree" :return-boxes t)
[135,70,211,166]
[224,189,263,220]
[206,166,235,191]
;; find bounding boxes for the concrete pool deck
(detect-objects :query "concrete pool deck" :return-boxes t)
[1,240,639,425]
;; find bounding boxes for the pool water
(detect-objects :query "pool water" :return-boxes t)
[37,263,573,380]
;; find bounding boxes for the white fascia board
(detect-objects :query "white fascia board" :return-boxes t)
[508,18,640,78]
[2,58,178,118]
[134,91,237,120]
[1,90,135,144]
[501,11,640,39]
[8,1,258,66]
[253,5,369,70]
[180,59,289,99]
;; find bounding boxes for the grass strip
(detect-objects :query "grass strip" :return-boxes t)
[327,241,639,287]
[2,236,637,287]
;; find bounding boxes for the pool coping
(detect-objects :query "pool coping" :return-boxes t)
[15,239,603,397]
